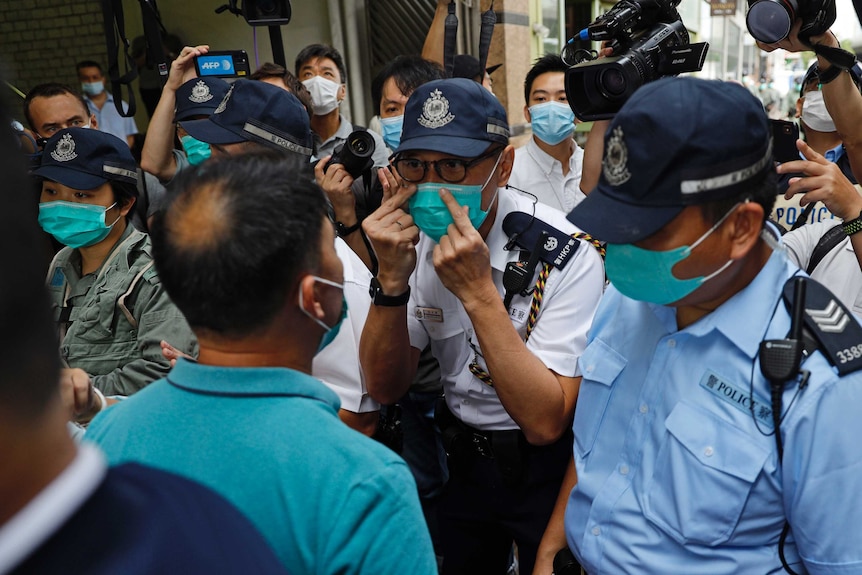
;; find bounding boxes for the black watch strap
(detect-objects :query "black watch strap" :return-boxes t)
[369,277,410,306]
[335,220,361,237]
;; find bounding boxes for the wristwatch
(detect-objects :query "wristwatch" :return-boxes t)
[335,220,361,238]
[369,277,410,307]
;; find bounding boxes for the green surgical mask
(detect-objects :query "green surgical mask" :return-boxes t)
[38,200,120,249]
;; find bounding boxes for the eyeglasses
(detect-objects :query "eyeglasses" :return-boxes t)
[392,147,502,184]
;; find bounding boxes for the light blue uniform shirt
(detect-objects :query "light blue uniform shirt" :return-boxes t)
[566,250,862,574]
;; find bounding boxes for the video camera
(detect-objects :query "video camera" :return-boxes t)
[562,0,708,121]
[745,0,835,44]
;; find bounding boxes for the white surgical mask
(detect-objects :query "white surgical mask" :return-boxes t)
[302,76,341,116]
[801,91,837,133]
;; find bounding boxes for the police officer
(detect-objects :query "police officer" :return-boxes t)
[360,78,605,575]
[36,128,196,401]
[536,77,862,574]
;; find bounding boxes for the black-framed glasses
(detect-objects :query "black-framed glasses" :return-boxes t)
[392,147,502,184]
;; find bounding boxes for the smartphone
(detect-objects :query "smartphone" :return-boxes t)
[770,119,800,163]
[194,50,251,78]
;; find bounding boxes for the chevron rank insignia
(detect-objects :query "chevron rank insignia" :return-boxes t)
[783,277,862,376]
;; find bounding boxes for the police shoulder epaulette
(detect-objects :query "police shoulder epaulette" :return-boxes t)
[782,277,862,375]
[501,211,581,270]
[142,261,160,284]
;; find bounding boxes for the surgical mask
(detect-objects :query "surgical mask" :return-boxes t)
[529,101,575,145]
[298,276,347,354]
[408,154,502,243]
[38,200,121,249]
[604,204,740,305]
[801,91,836,133]
[180,135,212,166]
[81,81,104,97]
[302,76,341,116]
[379,114,404,151]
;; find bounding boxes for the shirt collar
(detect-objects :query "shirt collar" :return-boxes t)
[315,114,352,148]
[167,358,341,410]
[824,142,845,164]
[677,249,800,357]
[0,444,106,574]
[526,137,557,176]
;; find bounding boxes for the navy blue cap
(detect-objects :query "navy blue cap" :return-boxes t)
[175,77,231,122]
[396,77,509,157]
[34,128,137,190]
[567,77,773,244]
[182,79,313,156]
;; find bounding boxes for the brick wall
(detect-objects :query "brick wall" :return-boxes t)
[0,0,108,118]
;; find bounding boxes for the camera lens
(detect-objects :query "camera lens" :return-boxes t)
[598,68,627,98]
[746,0,793,44]
[256,0,279,16]
[350,138,369,154]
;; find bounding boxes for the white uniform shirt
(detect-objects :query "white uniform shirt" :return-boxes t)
[782,220,862,315]
[406,187,605,430]
[508,137,585,213]
[313,238,379,413]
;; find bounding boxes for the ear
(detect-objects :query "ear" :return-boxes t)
[795,97,803,119]
[298,275,326,321]
[90,114,99,130]
[726,201,765,260]
[523,105,531,124]
[338,83,347,103]
[496,145,516,188]
[118,196,136,218]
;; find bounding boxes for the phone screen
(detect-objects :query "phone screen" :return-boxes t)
[196,54,237,77]
[770,120,800,164]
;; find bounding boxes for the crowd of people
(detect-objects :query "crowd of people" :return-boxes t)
[4,5,862,575]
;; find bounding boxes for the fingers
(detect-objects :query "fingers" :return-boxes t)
[378,166,407,203]
[439,188,473,235]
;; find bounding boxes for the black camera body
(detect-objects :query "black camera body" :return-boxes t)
[746,0,835,44]
[563,0,707,121]
[243,0,291,26]
[324,130,376,180]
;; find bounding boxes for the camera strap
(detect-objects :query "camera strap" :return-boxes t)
[443,2,458,78]
[140,0,169,84]
[100,0,139,118]
[478,1,497,75]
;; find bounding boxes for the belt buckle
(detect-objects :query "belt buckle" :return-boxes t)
[471,432,494,459]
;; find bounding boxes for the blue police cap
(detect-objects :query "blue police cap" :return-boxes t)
[182,79,313,156]
[396,77,509,158]
[567,77,773,244]
[175,77,231,122]
[34,128,137,190]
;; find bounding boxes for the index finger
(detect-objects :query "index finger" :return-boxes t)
[377,178,416,215]
[439,188,473,232]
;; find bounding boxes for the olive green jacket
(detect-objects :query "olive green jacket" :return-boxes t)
[46,225,197,396]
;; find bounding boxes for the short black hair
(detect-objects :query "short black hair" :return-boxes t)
[0,90,60,418]
[371,56,445,115]
[523,54,568,105]
[151,152,327,338]
[111,180,138,221]
[294,44,347,84]
[700,168,777,226]
[76,60,103,74]
[23,83,89,132]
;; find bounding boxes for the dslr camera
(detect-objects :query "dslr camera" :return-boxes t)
[562,0,708,121]
[745,0,835,44]
[324,130,376,180]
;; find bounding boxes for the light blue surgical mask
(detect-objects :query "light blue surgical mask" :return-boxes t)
[408,154,502,243]
[529,101,575,145]
[605,204,741,305]
[379,114,404,151]
[38,200,120,249]
[81,81,104,97]
[298,276,347,354]
[180,135,212,166]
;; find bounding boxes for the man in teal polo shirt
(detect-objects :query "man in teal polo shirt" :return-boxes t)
[87,152,436,575]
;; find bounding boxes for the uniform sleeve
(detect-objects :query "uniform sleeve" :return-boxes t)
[322,461,438,574]
[91,271,197,396]
[783,368,862,573]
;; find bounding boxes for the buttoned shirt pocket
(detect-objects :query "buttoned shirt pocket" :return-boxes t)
[574,338,626,458]
[644,402,770,546]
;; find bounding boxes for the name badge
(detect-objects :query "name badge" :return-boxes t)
[509,306,528,323]
[415,307,443,322]
[699,370,773,428]
[50,267,65,288]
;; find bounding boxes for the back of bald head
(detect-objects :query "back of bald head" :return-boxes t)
[151,152,327,338]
